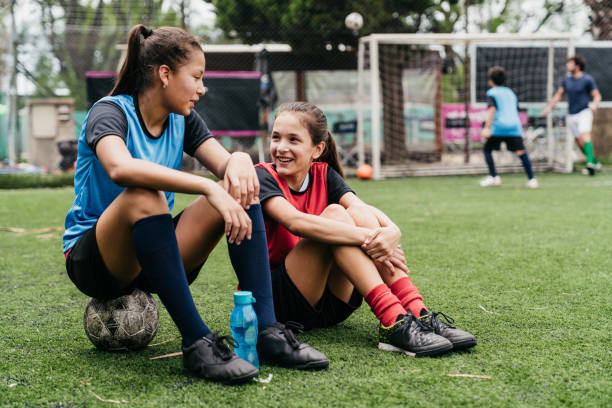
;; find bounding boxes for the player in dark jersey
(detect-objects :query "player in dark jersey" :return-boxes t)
[256,102,476,358]
[542,55,602,175]
[63,25,327,384]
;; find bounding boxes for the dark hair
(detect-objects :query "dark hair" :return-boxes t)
[275,102,345,179]
[568,55,586,71]
[110,24,203,96]
[488,66,507,86]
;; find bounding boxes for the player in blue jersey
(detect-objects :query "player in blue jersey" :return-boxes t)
[62,25,327,384]
[480,66,538,188]
[542,55,602,176]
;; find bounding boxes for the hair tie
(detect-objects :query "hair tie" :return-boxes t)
[142,27,153,39]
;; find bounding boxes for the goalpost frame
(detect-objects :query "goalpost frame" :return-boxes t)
[357,32,574,179]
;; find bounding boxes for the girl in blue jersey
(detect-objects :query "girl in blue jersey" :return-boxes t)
[256,102,476,358]
[480,66,538,188]
[63,25,327,384]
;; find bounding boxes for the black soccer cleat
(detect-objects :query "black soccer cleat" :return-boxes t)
[257,322,329,370]
[182,332,259,384]
[378,313,453,357]
[419,310,477,350]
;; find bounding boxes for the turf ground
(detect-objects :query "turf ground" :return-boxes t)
[1,172,611,407]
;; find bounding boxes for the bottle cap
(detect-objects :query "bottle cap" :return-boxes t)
[233,291,256,305]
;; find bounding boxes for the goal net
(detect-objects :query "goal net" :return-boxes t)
[356,33,575,179]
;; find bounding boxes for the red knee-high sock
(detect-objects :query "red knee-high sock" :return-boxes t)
[389,276,426,317]
[364,284,406,327]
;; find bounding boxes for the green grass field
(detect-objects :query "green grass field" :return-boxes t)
[1,172,611,407]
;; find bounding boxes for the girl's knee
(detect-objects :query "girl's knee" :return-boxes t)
[122,188,169,219]
[321,204,354,224]
[346,203,377,227]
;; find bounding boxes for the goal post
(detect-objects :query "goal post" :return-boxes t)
[356,33,575,179]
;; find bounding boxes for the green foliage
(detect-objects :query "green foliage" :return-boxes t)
[1,172,611,406]
[33,1,185,110]
[207,0,436,54]
[0,173,74,189]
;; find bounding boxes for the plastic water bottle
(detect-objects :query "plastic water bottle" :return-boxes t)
[229,291,259,369]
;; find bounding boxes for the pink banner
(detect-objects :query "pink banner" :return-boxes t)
[442,104,528,143]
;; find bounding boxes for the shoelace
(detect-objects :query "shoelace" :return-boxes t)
[400,313,433,333]
[282,321,304,349]
[421,311,456,331]
[208,332,237,361]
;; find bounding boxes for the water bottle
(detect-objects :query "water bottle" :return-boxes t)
[229,291,259,369]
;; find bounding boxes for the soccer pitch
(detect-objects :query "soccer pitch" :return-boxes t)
[1,172,610,407]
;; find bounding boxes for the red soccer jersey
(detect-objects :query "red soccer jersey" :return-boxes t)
[255,162,330,269]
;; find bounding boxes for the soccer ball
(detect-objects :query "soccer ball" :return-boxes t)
[345,12,364,31]
[357,164,373,180]
[83,289,159,352]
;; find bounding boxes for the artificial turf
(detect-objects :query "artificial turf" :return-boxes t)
[1,171,610,407]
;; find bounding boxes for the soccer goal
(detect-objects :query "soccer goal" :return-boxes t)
[355,33,575,179]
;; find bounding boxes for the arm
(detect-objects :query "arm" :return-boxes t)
[261,195,374,246]
[589,89,602,113]
[541,87,565,116]
[482,106,496,139]
[339,192,401,263]
[97,136,252,243]
[193,138,259,208]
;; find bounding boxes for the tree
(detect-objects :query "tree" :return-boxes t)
[585,0,612,39]
[208,0,451,161]
[30,0,184,109]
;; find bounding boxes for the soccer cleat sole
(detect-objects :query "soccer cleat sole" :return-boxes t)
[222,370,260,385]
[378,342,452,357]
[450,338,477,350]
[260,357,330,370]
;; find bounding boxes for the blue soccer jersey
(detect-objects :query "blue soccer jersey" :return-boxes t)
[486,86,522,137]
[63,95,187,252]
[562,74,597,114]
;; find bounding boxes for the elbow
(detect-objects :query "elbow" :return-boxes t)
[106,163,132,186]
[286,217,307,237]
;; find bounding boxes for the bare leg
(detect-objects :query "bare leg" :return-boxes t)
[97,187,229,286]
[285,204,384,306]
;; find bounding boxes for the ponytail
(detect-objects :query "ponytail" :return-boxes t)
[316,130,345,179]
[110,24,150,96]
[110,24,203,97]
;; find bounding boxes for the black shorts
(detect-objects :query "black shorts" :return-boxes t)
[65,211,204,300]
[271,261,363,331]
[484,136,526,152]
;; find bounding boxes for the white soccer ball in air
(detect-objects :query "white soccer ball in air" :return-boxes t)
[345,12,364,31]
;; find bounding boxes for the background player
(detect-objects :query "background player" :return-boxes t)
[255,102,477,358]
[542,55,602,175]
[480,66,538,188]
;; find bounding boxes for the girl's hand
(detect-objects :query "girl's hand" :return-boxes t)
[481,127,491,139]
[223,152,260,209]
[361,226,401,262]
[374,245,410,277]
[206,183,252,245]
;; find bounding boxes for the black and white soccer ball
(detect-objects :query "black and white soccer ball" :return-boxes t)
[83,289,159,352]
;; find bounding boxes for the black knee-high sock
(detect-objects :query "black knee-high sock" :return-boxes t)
[483,149,497,177]
[518,152,534,180]
[227,204,277,328]
[132,214,210,347]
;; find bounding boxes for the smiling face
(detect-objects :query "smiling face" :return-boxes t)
[164,48,206,116]
[270,112,325,187]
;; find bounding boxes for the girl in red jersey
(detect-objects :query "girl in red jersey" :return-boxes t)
[255,102,476,357]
